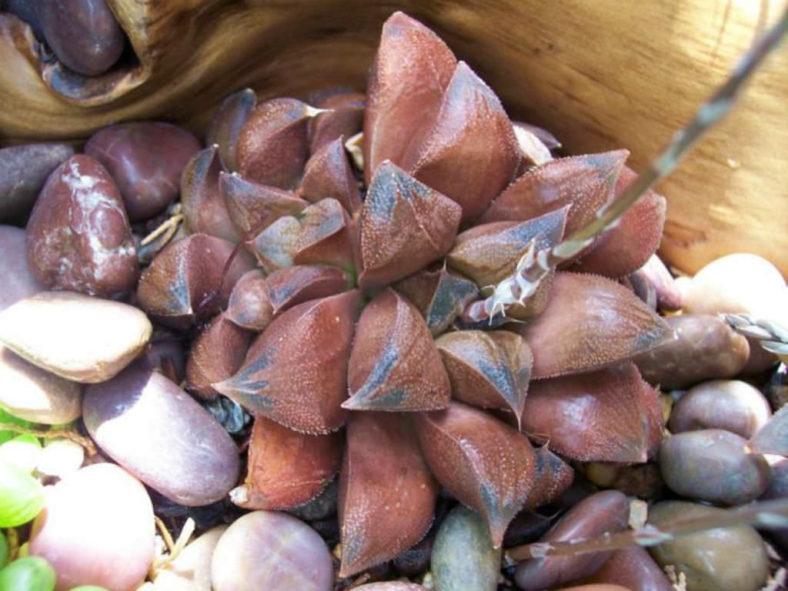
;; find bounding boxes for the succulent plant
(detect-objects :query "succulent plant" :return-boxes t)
[1,3,786,589]
[123,11,676,578]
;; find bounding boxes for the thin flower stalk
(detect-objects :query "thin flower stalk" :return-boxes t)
[464,9,788,324]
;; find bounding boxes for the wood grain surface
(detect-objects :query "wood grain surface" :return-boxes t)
[0,0,785,276]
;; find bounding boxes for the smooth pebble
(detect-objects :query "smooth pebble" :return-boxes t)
[211,511,332,591]
[0,291,152,383]
[29,463,155,591]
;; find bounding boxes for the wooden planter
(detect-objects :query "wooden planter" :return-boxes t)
[1,0,785,276]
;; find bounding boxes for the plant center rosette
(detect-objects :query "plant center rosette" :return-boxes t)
[135,12,670,578]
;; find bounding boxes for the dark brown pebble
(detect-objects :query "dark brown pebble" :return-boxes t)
[85,122,201,221]
[634,314,749,389]
[4,0,45,38]
[515,490,629,590]
[580,546,673,591]
[0,143,74,223]
[668,379,771,439]
[26,155,139,298]
[38,0,126,76]
[659,429,771,505]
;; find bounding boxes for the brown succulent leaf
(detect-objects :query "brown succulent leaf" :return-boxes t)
[185,312,252,399]
[233,415,341,510]
[309,91,365,155]
[436,330,532,425]
[345,289,451,412]
[525,445,574,509]
[749,404,788,456]
[409,61,520,223]
[448,208,568,319]
[394,267,479,336]
[137,234,254,331]
[339,412,438,577]
[250,198,354,274]
[225,269,273,331]
[478,150,628,239]
[570,167,667,278]
[299,137,362,213]
[292,198,355,270]
[219,171,307,237]
[415,402,537,546]
[517,272,672,378]
[206,87,256,172]
[357,162,462,290]
[363,11,457,183]
[181,145,240,242]
[248,215,301,273]
[236,97,320,189]
[265,265,352,316]
[214,291,360,434]
[447,207,568,287]
[521,363,663,463]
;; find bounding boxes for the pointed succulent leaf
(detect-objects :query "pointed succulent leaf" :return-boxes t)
[299,137,362,213]
[410,61,520,223]
[237,98,319,189]
[265,265,352,316]
[206,87,256,172]
[395,267,479,336]
[338,412,439,577]
[570,166,667,278]
[292,198,355,271]
[345,289,451,411]
[518,272,672,378]
[219,171,307,237]
[447,207,568,287]
[479,150,628,238]
[186,312,252,399]
[232,415,341,510]
[225,269,273,331]
[309,91,365,154]
[436,330,532,424]
[358,162,462,290]
[749,404,788,456]
[363,11,457,183]
[214,291,360,434]
[181,145,240,242]
[250,198,354,274]
[415,402,537,547]
[249,215,301,273]
[522,363,663,463]
[137,234,254,331]
[525,445,574,509]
